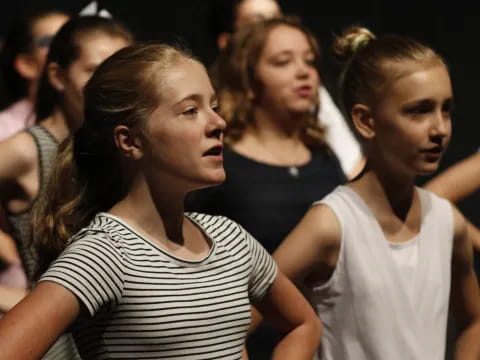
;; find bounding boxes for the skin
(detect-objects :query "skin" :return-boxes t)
[232,24,319,168]
[217,0,281,49]
[0,33,130,312]
[425,152,480,203]
[235,0,281,30]
[0,13,69,269]
[0,58,321,360]
[425,154,480,252]
[274,60,480,359]
[15,13,69,103]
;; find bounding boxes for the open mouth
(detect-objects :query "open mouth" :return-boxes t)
[203,145,223,156]
[422,146,443,154]
[295,85,312,96]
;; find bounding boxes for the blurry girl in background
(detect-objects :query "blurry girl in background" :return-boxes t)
[0,15,132,359]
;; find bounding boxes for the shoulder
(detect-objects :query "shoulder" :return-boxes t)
[66,214,128,255]
[187,212,245,235]
[417,187,454,225]
[303,202,342,246]
[0,130,37,181]
[187,212,253,247]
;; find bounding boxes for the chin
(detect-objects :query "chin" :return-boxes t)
[416,164,441,176]
[198,171,226,189]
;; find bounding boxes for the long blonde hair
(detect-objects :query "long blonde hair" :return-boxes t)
[33,44,197,279]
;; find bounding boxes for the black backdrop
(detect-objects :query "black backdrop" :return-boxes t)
[1,1,479,232]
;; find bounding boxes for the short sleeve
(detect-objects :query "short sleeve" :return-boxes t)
[39,230,125,317]
[242,227,278,303]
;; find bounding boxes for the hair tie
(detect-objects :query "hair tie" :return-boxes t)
[79,1,112,19]
[350,32,374,54]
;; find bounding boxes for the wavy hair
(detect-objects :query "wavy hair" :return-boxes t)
[33,44,196,279]
[216,16,327,149]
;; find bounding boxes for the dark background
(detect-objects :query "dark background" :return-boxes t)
[2,1,479,236]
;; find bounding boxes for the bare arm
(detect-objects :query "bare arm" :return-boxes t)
[0,281,80,360]
[244,204,342,359]
[254,272,321,360]
[274,204,341,284]
[465,219,480,254]
[425,152,480,203]
[450,206,480,360]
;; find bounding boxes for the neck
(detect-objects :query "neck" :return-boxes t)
[352,160,416,221]
[39,107,71,142]
[250,105,302,141]
[109,172,186,246]
[26,81,38,104]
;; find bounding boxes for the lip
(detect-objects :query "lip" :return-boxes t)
[421,146,444,154]
[294,85,313,97]
[420,146,444,160]
[202,144,224,159]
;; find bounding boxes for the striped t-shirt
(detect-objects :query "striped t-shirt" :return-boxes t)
[40,212,277,360]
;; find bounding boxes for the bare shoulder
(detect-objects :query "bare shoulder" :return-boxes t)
[0,131,38,182]
[274,203,341,282]
[294,203,342,247]
[449,204,474,272]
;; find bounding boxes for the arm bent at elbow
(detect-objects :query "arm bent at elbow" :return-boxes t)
[255,272,322,360]
[0,281,80,360]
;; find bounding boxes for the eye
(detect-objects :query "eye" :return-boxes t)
[304,57,316,66]
[442,99,454,114]
[212,104,220,113]
[271,57,291,67]
[404,102,434,115]
[183,107,198,116]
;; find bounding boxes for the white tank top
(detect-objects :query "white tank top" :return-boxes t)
[310,185,454,360]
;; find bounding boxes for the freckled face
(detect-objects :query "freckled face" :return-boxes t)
[369,61,453,176]
[141,60,227,191]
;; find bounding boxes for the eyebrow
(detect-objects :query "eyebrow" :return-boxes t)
[174,93,217,106]
[269,49,314,57]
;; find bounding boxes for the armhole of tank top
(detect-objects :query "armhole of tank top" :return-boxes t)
[444,198,455,254]
[309,200,344,293]
[5,128,41,215]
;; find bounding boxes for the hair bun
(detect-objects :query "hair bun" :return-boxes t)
[333,26,375,62]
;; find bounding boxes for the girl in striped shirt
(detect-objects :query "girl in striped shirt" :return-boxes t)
[0,43,321,360]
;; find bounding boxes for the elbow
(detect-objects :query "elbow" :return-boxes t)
[311,315,323,347]
[298,312,322,350]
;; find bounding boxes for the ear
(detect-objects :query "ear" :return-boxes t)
[46,62,66,92]
[14,54,40,81]
[351,104,375,140]
[113,125,143,160]
[217,32,231,50]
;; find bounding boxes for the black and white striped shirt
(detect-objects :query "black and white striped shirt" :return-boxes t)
[40,212,277,359]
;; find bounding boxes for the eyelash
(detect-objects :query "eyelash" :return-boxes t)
[406,103,453,115]
[182,105,220,116]
[273,58,315,67]
[183,107,198,116]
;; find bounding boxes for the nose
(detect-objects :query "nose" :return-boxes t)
[295,59,311,79]
[206,110,226,139]
[429,111,451,144]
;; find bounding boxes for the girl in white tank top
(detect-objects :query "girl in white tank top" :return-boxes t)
[274,26,480,360]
